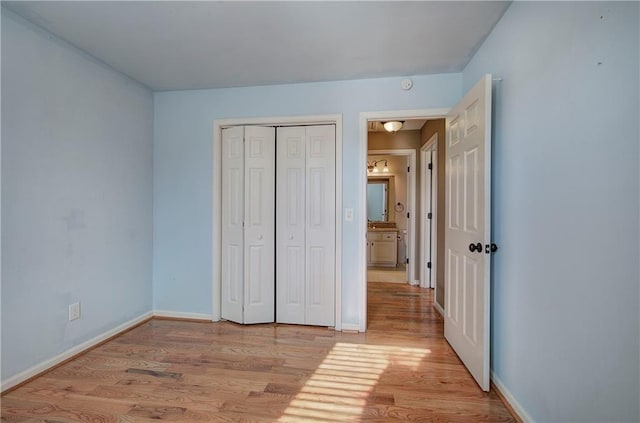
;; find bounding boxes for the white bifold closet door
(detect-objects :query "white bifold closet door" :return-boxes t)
[221,126,276,324]
[276,125,336,326]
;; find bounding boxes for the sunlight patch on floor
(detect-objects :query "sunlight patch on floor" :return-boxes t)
[278,342,430,422]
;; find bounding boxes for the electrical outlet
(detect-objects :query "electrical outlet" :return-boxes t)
[345,208,353,222]
[69,302,80,321]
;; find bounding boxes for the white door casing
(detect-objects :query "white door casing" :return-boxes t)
[444,74,492,391]
[221,126,276,324]
[276,125,336,326]
[359,109,450,333]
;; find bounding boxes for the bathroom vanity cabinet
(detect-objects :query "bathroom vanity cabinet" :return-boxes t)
[367,230,398,267]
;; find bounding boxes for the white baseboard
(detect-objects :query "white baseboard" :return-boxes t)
[434,301,445,317]
[1,311,153,392]
[153,310,213,321]
[340,323,361,333]
[491,371,533,423]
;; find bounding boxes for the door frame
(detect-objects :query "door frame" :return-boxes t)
[420,134,438,290]
[212,114,343,330]
[359,109,449,332]
[368,148,416,285]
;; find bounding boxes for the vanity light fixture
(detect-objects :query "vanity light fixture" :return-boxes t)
[367,160,389,174]
[383,121,404,133]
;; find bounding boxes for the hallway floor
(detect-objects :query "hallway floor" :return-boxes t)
[367,264,407,284]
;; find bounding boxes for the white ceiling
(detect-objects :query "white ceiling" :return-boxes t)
[4,1,510,91]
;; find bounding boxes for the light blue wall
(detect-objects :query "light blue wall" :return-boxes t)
[1,10,154,382]
[7,2,636,419]
[153,74,461,324]
[463,2,639,422]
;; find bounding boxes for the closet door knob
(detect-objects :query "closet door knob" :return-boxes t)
[257,235,263,240]
[289,235,294,240]
[468,242,482,253]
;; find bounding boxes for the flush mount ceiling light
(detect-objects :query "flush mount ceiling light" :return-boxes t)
[383,121,404,133]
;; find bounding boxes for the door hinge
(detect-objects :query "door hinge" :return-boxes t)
[406,258,409,264]
[427,212,432,220]
[427,261,432,269]
[428,163,432,170]
[406,212,410,219]
[407,166,410,173]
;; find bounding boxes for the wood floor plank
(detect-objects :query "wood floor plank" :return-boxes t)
[2,282,516,422]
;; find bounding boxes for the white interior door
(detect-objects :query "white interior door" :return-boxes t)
[276,126,306,324]
[276,125,336,326]
[305,125,335,326]
[444,74,492,391]
[221,126,245,324]
[424,150,433,288]
[243,126,276,324]
[221,126,275,324]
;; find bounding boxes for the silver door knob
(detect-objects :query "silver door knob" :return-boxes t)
[258,235,263,240]
[289,235,294,240]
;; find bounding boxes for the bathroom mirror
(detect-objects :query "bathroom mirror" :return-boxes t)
[367,178,389,221]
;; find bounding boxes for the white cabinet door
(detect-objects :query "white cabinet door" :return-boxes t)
[276,125,335,327]
[371,240,396,263]
[444,74,492,391]
[276,126,306,324]
[221,126,275,324]
[368,232,397,266]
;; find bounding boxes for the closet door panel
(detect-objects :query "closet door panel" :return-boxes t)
[243,126,276,324]
[276,127,306,324]
[305,125,336,326]
[221,126,245,324]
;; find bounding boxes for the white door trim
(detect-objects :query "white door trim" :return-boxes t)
[420,134,438,290]
[213,114,343,331]
[368,149,416,286]
[359,109,449,332]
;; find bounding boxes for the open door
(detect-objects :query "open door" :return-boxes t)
[444,74,492,391]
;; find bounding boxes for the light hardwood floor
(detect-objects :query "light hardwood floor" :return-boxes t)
[367,265,407,284]
[2,283,515,422]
